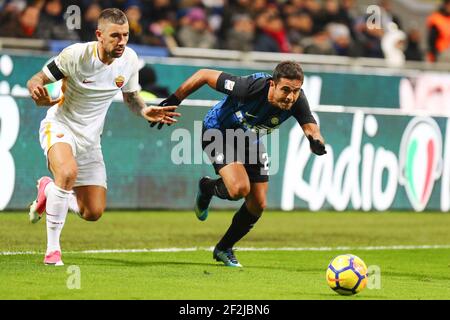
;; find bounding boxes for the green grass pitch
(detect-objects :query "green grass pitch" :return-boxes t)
[1,211,449,300]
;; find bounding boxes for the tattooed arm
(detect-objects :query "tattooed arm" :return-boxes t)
[122,91,147,116]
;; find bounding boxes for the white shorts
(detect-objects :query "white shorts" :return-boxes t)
[39,120,107,188]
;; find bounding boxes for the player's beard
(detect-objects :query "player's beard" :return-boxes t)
[278,100,293,110]
[109,47,125,58]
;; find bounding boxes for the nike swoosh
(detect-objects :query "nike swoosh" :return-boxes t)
[82,79,95,84]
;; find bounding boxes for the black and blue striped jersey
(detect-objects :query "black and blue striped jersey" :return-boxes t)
[203,72,316,133]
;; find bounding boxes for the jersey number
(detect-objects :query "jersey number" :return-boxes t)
[262,153,269,171]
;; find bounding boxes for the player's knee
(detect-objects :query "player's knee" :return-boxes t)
[248,198,266,214]
[256,199,267,211]
[228,183,250,200]
[82,208,104,222]
[57,167,78,188]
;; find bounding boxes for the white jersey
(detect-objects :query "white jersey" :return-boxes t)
[42,41,140,153]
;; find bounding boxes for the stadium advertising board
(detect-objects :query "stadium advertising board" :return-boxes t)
[1,53,449,211]
[281,112,450,212]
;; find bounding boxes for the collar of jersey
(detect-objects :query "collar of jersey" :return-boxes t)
[94,42,116,66]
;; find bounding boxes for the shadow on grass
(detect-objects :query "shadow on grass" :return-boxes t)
[68,256,327,273]
[248,264,323,273]
[71,256,222,268]
[306,292,390,300]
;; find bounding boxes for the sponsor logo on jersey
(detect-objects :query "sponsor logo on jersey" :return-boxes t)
[224,79,235,91]
[82,79,95,84]
[115,76,125,88]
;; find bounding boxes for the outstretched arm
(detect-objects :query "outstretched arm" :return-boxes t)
[302,123,324,144]
[27,71,61,106]
[171,69,223,101]
[123,91,181,123]
[292,92,326,155]
[302,123,327,155]
[123,91,148,116]
[148,69,222,129]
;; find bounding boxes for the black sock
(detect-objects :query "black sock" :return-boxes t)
[216,203,260,250]
[201,178,233,200]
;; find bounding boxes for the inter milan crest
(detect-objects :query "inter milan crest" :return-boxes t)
[115,75,125,88]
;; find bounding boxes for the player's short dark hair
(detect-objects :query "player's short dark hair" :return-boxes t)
[273,61,304,83]
[98,8,128,26]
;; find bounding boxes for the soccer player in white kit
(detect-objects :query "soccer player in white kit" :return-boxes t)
[26,8,180,266]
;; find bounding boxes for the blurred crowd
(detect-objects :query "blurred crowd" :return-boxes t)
[1,0,450,64]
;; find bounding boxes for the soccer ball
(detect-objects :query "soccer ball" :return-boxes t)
[326,254,368,296]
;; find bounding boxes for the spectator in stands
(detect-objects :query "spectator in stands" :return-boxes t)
[378,0,403,31]
[0,4,41,38]
[304,0,321,16]
[224,14,255,51]
[427,0,450,63]
[327,22,361,57]
[141,0,177,24]
[404,28,423,62]
[337,0,357,40]
[146,14,177,48]
[316,0,342,30]
[218,0,252,43]
[78,3,102,41]
[282,0,306,17]
[1,0,27,13]
[107,0,128,10]
[0,1,23,35]
[302,28,336,55]
[177,0,203,10]
[286,11,314,53]
[250,0,268,16]
[254,10,290,53]
[201,0,226,36]
[354,15,384,58]
[0,0,434,63]
[124,1,145,44]
[177,7,217,49]
[303,0,321,32]
[37,0,79,40]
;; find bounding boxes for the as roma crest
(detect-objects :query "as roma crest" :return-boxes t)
[115,76,125,88]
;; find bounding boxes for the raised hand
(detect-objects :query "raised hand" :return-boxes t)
[149,94,181,129]
[30,85,61,106]
[141,105,181,124]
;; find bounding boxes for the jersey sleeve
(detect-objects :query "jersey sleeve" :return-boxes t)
[216,72,267,99]
[291,90,317,125]
[42,46,75,82]
[121,51,140,93]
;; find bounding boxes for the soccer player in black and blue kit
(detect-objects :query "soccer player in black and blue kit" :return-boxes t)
[152,61,326,267]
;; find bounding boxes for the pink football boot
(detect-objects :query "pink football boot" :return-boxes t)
[44,250,64,266]
[29,176,53,224]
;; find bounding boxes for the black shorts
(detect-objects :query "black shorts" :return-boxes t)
[201,127,269,183]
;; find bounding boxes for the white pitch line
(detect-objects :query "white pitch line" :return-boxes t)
[1,245,450,256]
